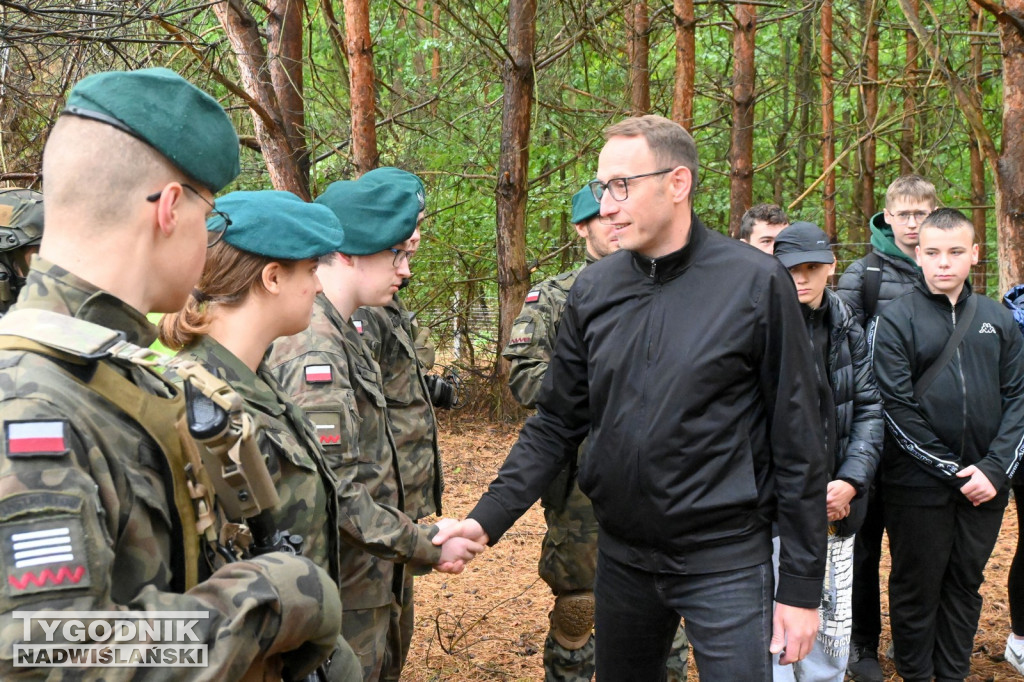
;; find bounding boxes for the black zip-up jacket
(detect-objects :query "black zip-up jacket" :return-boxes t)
[870,279,1024,503]
[469,215,828,608]
[805,290,883,537]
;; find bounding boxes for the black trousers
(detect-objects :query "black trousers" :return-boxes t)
[885,488,1006,681]
[1010,481,1024,635]
[850,474,885,649]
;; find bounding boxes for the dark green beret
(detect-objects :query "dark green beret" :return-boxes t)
[64,67,239,193]
[211,190,344,260]
[315,167,424,255]
[571,185,600,224]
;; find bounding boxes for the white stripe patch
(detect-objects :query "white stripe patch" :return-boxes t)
[7,422,63,440]
[10,527,75,568]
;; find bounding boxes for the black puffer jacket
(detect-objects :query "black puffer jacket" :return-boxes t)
[837,212,919,327]
[871,279,1024,503]
[809,289,883,536]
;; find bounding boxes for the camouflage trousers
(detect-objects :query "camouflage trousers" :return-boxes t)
[327,636,363,682]
[342,603,391,682]
[540,470,690,682]
[382,567,415,682]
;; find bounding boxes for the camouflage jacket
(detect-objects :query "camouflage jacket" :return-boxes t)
[170,335,343,586]
[503,264,588,407]
[267,294,441,611]
[352,295,442,520]
[0,259,341,680]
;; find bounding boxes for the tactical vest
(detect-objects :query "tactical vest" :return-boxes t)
[0,309,219,590]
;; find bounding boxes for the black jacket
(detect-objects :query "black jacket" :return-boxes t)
[836,212,919,328]
[870,279,1024,503]
[806,289,883,536]
[469,215,828,609]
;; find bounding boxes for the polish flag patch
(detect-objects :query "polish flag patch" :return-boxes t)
[5,421,68,457]
[525,290,540,304]
[304,365,333,383]
[353,320,364,334]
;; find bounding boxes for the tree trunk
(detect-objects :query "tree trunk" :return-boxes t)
[728,3,756,238]
[266,0,308,181]
[493,0,536,418]
[820,0,836,239]
[627,0,650,115]
[900,0,919,174]
[343,0,379,176]
[212,0,309,198]
[996,0,1024,290]
[969,1,987,294]
[671,0,695,130]
[855,0,879,243]
[794,10,814,197]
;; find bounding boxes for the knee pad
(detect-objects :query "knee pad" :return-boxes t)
[550,592,595,650]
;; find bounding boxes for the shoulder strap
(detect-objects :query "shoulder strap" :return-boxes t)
[862,252,883,320]
[913,294,979,400]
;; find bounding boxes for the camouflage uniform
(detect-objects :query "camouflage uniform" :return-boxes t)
[0,189,44,315]
[0,259,342,680]
[268,294,441,682]
[169,335,361,682]
[352,294,443,682]
[503,262,690,682]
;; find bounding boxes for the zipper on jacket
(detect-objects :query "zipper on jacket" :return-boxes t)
[649,259,657,278]
[952,304,968,459]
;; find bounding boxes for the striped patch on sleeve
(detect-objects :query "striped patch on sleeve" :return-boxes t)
[5,420,69,457]
[304,365,333,384]
[525,290,541,304]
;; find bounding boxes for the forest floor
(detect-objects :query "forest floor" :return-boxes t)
[400,413,1022,681]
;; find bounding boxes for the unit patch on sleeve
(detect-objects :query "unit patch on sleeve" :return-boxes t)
[2,518,92,596]
[306,412,343,447]
[4,420,69,458]
[304,364,333,384]
[508,319,536,346]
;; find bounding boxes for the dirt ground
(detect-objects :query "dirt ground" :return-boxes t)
[401,414,1023,681]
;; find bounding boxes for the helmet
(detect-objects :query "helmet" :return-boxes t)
[0,188,44,312]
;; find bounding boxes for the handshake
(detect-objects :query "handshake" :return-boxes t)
[431,518,490,574]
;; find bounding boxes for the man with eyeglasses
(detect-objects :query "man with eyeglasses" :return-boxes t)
[435,115,827,680]
[0,68,345,678]
[836,174,936,682]
[268,169,477,682]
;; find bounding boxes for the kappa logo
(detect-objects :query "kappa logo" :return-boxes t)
[979,323,997,334]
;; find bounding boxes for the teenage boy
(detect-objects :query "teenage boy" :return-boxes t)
[771,222,884,682]
[738,203,789,254]
[837,174,935,682]
[871,208,1024,682]
[268,169,481,682]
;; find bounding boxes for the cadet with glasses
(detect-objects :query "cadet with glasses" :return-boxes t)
[0,68,343,679]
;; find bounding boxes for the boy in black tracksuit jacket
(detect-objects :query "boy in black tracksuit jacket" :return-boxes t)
[870,209,1024,682]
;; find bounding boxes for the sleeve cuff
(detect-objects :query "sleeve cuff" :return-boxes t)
[775,571,824,609]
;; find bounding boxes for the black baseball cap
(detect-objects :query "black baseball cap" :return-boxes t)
[773,221,835,268]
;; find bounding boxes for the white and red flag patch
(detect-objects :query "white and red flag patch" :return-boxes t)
[525,290,540,304]
[5,421,68,456]
[304,365,333,384]
[353,320,364,334]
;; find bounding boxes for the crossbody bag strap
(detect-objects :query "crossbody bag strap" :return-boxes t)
[913,294,979,400]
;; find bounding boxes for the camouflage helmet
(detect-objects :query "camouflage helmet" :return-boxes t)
[0,188,43,252]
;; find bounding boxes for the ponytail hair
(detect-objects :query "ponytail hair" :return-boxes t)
[158,241,294,351]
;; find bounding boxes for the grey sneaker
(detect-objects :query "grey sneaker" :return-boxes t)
[847,642,883,682]
[1006,634,1024,675]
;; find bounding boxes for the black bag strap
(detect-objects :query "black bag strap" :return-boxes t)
[862,251,883,320]
[913,294,979,400]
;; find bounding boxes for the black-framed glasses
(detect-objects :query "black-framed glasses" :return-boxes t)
[388,248,413,268]
[589,168,674,202]
[889,210,930,225]
[146,184,231,247]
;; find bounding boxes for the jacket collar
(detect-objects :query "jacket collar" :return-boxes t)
[630,211,706,283]
[914,273,973,308]
[17,257,157,347]
[182,335,287,416]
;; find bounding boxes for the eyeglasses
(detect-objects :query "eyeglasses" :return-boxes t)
[388,248,413,267]
[589,169,674,202]
[146,184,231,248]
[889,210,930,225]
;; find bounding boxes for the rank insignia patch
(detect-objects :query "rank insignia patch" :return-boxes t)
[307,412,343,446]
[5,421,69,457]
[2,520,92,596]
[304,365,333,384]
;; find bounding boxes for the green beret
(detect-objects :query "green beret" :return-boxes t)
[571,185,600,224]
[0,189,44,251]
[315,167,424,255]
[212,190,344,260]
[64,67,239,193]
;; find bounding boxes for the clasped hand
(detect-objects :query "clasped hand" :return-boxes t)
[431,518,490,574]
